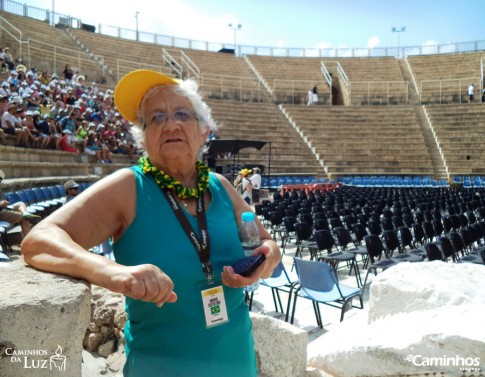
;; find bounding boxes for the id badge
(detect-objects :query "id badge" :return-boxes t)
[200,279,229,329]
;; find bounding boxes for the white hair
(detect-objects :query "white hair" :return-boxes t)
[132,79,217,158]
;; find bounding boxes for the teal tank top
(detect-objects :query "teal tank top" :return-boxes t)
[113,167,257,377]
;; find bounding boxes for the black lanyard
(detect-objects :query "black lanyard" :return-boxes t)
[162,189,213,281]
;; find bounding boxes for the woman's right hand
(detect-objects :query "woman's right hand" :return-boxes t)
[103,263,177,307]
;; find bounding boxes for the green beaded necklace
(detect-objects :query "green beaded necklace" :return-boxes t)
[139,156,209,199]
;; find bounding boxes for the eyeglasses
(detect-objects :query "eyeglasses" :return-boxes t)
[145,109,197,129]
[68,187,79,191]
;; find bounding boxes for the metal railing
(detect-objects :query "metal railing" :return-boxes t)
[420,78,480,104]
[349,81,409,105]
[198,73,267,103]
[271,79,331,105]
[2,0,484,59]
[161,49,182,78]
[25,37,105,81]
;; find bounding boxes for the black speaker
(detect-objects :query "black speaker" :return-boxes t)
[81,23,96,33]
[218,48,235,54]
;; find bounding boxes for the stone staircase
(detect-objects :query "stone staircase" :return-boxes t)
[413,105,448,180]
[398,59,420,105]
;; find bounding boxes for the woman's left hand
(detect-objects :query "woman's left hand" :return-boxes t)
[221,244,276,288]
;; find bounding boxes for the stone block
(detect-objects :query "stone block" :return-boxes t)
[0,259,91,377]
[307,262,485,377]
[251,312,308,377]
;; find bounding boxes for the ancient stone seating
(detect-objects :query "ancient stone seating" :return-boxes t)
[207,100,322,175]
[425,103,485,176]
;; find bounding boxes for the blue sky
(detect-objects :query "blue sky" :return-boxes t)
[24,0,485,50]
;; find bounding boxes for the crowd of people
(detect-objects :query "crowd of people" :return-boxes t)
[0,57,138,164]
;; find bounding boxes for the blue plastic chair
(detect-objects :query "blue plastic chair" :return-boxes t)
[40,187,63,207]
[290,258,363,328]
[260,260,299,319]
[33,187,58,208]
[11,191,44,215]
[0,220,17,251]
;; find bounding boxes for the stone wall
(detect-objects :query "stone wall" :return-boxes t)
[0,259,91,377]
[0,258,315,377]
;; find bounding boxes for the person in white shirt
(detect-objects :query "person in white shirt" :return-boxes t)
[1,103,27,146]
[468,83,474,102]
[250,167,262,205]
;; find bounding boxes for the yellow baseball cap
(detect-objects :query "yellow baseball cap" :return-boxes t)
[239,168,252,176]
[114,69,178,123]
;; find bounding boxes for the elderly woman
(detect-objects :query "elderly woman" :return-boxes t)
[22,69,280,377]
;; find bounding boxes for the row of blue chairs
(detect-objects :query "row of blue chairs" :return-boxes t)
[456,176,485,188]
[264,176,333,189]
[340,176,449,188]
[0,183,92,256]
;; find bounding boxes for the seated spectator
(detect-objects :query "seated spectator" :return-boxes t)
[7,70,18,86]
[22,110,41,147]
[34,113,51,149]
[59,129,79,154]
[83,130,103,163]
[1,103,27,147]
[63,179,80,204]
[38,98,52,118]
[50,99,65,119]
[45,115,61,149]
[112,132,136,163]
[0,169,40,237]
[58,109,77,134]
[39,71,50,85]
[75,120,89,147]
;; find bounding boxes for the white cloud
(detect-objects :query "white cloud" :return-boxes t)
[367,36,380,49]
[314,41,333,50]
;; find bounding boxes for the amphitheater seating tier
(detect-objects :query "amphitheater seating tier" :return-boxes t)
[425,103,485,176]
[408,52,485,104]
[0,11,104,82]
[1,11,485,185]
[283,105,434,178]
[207,100,323,175]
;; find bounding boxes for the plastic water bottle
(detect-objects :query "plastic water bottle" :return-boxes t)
[239,211,261,292]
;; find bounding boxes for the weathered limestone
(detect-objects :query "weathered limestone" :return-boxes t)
[307,261,485,377]
[0,258,91,377]
[251,312,308,377]
[0,259,314,377]
[86,288,312,376]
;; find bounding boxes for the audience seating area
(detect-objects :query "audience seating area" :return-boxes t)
[207,100,323,175]
[252,185,485,327]
[1,11,485,197]
[0,11,105,83]
[408,52,485,104]
[340,175,449,188]
[0,182,92,253]
[283,105,433,177]
[424,103,485,176]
